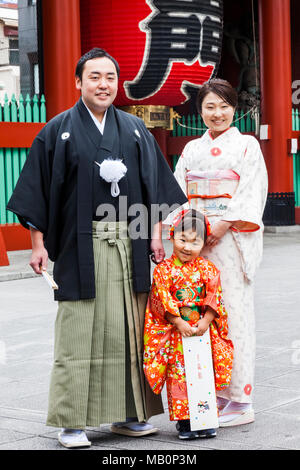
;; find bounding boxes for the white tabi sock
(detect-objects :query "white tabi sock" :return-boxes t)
[219,402,252,423]
[217,397,229,411]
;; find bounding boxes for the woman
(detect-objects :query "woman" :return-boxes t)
[172,79,268,426]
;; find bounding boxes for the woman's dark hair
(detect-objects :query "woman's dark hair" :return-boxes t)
[75,48,120,80]
[196,78,238,114]
[174,209,208,242]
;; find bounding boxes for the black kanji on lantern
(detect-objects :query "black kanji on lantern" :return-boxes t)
[125,0,223,100]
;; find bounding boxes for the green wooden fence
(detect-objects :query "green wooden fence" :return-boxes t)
[172,108,300,207]
[172,108,257,138]
[292,109,300,206]
[0,99,300,226]
[0,94,46,225]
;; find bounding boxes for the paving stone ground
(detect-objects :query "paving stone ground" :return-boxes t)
[0,230,299,453]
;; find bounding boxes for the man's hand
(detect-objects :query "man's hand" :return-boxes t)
[30,247,49,275]
[29,227,48,274]
[150,238,165,264]
[150,221,165,264]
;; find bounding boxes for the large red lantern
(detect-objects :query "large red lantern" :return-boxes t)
[80,0,223,109]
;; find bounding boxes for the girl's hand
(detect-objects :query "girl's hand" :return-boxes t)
[173,317,195,338]
[194,317,211,336]
[206,220,232,247]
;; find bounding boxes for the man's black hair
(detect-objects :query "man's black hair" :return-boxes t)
[75,48,120,80]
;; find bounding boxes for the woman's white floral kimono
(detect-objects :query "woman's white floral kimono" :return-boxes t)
[170,127,268,403]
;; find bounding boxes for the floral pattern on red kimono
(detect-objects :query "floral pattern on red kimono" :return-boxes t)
[143,254,234,421]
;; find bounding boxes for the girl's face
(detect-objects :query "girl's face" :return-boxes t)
[201,91,235,137]
[172,229,204,264]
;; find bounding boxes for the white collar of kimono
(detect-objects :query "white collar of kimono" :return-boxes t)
[82,99,107,135]
[205,126,240,142]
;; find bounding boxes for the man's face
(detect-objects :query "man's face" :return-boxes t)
[75,56,118,118]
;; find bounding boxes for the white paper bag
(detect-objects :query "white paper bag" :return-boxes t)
[182,330,219,431]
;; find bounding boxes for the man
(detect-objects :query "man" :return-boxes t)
[7,48,187,448]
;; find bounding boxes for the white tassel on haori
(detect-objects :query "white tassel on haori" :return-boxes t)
[95,159,127,197]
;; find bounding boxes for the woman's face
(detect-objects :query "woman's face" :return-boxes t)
[201,91,235,137]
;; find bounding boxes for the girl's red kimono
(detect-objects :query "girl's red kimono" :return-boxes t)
[144,254,234,421]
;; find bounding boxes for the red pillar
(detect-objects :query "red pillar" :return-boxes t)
[150,128,172,169]
[0,227,9,266]
[42,0,81,120]
[259,0,293,194]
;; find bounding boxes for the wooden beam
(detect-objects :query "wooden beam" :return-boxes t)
[0,122,45,148]
[0,224,31,251]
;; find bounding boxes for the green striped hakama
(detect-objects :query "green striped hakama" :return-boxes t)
[47,221,163,429]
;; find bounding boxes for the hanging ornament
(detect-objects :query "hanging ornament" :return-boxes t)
[95,159,127,197]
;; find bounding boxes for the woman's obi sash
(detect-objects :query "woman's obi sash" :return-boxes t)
[186,169,240,216]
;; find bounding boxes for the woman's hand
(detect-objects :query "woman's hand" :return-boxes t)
[206,220,232,247]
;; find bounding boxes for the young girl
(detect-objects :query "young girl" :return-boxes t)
[143,209,233,439]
